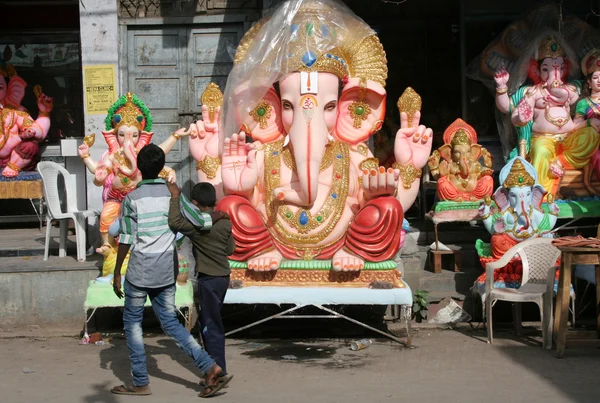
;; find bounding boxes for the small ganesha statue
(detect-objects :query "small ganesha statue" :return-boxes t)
[478,156,559,259]
[428,118,494,202]
[0,62,53,177]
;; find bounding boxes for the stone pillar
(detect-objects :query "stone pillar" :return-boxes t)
[78,0,120,248]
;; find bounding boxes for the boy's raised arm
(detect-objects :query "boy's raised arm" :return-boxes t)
[168,195,196,236]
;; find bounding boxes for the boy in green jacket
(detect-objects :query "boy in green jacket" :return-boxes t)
[168,181,235,382]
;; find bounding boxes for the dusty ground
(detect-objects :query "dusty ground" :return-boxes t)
[0,327,599,403]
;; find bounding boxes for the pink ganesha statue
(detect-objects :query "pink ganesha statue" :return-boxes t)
[78,93,184,274]
[0,62,53,177]
[187,0,433,287]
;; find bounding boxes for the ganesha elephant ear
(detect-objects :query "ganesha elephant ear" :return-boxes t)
[493,187,510,212]
[5,75,26,108]
[335,78,386,146]
[101,130,120,154]
[438,144,452,161]
[236,87,283,143]
[470,144,482,161]
[137,131,154,150]
[531,184,547,209]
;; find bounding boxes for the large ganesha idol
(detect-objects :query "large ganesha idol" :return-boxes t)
[0,62,53,177]
[79,93,184,275]
[189,0,433,287]
[495,33,600,199]
[428,118,494,202]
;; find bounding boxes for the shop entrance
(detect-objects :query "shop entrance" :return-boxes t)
[124,24,244,194]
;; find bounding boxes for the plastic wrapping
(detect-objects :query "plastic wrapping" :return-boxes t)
[219,0,378,150]
[465,3,600,159]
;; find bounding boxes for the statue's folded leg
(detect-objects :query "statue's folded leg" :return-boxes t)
[472,176,494,200]
[436,177,460,201]
[1,141,40,176]
[345,196,404,262]
[491,233,518,260]
[216,195,275,262]
[97,201,121,255]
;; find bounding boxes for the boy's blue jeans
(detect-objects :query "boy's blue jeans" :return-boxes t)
[123,280,215,386]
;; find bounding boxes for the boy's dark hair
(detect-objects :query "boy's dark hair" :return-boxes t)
[137,144,165,179]
[192,182,216,207]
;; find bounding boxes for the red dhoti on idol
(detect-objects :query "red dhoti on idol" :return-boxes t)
[217,195,404,262]
[436,175,494,202]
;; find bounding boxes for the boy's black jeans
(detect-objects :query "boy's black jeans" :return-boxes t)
[196,273,230,374]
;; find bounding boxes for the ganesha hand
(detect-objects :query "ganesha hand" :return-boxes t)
[361,166,400,200]
[78,143,90,159]
[494,64,509,91]
[478,201,490,218]
[95,162,109,183]
[517,100,533,124]
[190,105,220,162]
[221,132,258,195]
[19,128,36,140]
[394,111,433,169]
[36,93,53,114]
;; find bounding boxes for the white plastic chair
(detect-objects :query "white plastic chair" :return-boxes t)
[37,161,99,262]
[485,237,561,349]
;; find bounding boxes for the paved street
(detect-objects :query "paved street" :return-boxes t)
[1,327,599,403]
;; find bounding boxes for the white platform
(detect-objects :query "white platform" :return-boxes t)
[224,286,413,346]
[224,286,413,306]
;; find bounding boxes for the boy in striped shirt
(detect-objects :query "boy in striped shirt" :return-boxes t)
[111,144,232,397]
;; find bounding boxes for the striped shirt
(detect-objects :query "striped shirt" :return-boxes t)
[118,179,213,288]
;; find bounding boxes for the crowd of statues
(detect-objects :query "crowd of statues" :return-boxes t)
[5,0,600,288]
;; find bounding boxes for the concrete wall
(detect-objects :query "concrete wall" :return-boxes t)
[0,269,99,328]
[79,0,120,247]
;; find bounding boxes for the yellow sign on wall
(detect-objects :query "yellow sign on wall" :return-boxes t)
[83,64,117,115]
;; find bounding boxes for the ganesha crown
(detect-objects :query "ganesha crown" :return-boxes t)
[450,129,472,147]
[537,36,564,60]
[503,159,535,188]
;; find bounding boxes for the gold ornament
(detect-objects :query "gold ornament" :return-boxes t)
[503,158,535,188]
[450,129,472,147]
[354,144,369,156]
[112,93,145,131]
[359,158,379,172]
[0,63,16,78]
[263,140,349,245]
[201,83,224,123]
[581,48,600,76]
[547,193,555,204]
[158,168,169,179]
[196,155,222,179]
[249,101,272,129]
[348,101,371,129]
[230,267,405,288]
[33,85,43,99]
[537,36,564,60]
[392,162,422,189]
[83,133,96,148]
[281,140,334,173]
[6,162,21,172]
[397,87,422,127]
[484,194,492,206]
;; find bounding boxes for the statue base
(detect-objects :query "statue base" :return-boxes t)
[229,260,405,288]
[557,169,600,199]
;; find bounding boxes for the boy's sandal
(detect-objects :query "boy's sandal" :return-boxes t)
[111,384,152,395]
[198,374,233,398]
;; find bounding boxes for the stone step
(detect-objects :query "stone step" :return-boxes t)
[0,227,78,257]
